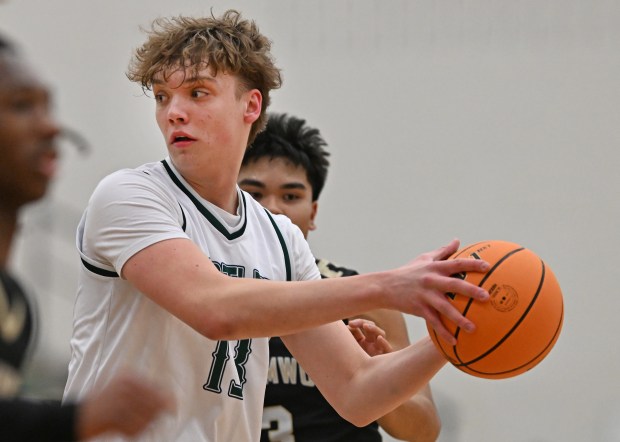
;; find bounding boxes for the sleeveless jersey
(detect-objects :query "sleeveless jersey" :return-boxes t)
[261,259,382,442]
[63,158,320,442]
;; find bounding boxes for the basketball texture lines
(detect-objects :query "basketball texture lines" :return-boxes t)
[428,240,564,380]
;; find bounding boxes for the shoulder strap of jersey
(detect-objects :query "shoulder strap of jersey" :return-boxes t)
[263,210,292,281]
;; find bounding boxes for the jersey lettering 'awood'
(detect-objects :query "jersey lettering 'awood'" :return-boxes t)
[261,259,382,442]
[63,158,320,442]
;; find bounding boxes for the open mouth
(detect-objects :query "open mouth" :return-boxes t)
[174,136,193,142]
[170,133,196,144]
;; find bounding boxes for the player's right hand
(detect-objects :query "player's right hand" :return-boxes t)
[386,239,490,345]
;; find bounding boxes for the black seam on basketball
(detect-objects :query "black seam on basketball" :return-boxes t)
[450,243,513,342]
[453,256,544,368]
[458,293,563,377]
[452,241,487,259]
[453,298,475,342]
[430,327,457,363]
[451,247,525,361]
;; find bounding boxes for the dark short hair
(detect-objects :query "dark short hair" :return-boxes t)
[243,113,330,201]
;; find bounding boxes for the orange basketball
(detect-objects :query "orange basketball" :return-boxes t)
[427,240,564,379]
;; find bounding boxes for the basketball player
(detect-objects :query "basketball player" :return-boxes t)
[238,112,440,441]
[63,10,490,441]
[0,33,173,440]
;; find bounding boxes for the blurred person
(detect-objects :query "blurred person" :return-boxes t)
[0,33,173,440]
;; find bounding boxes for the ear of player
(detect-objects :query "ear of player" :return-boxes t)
[427,240,564,380]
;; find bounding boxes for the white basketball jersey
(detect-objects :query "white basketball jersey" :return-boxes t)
[63,158,319,442]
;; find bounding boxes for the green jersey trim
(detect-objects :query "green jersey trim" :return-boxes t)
[264,209,292,281]
[161,159,247,240]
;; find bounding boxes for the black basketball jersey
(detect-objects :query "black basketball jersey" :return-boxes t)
[0,271,78,441]
[261,259,382,442]
[0,270,35,397]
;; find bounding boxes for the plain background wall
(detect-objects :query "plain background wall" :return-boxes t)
[2,1,619,441]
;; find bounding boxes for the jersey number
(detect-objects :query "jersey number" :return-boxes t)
[203,262,265,399]
[262,405,295,442]
[203,339,252,399]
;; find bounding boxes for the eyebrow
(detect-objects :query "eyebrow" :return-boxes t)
[238,178,265,188]
[280,182,308,190]
[9,85,51,102]
[238,178,308,191]
[151,74,218,86]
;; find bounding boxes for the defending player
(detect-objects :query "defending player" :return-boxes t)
[63,10,490,441]
[239,113,440,441]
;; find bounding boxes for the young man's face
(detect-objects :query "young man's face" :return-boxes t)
[238,156,318,238]
[0,52,59,209]
[153,66,261,184]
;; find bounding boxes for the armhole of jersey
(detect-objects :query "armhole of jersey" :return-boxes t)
[264,209,292,281]
[81,258,120,278]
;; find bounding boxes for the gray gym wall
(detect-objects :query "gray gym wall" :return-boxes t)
[1,1,618,441]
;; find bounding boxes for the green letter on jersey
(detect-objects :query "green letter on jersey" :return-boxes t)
[204,261,266,400]
[203,339,252,400]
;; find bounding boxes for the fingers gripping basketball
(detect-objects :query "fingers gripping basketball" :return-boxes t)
[427,240,564,380]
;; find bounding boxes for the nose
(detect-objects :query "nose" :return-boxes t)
[262,195,282,215]
[38,108,61,141]
[167,96,188,123]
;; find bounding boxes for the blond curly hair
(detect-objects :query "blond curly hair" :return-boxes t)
[127,10,282,145]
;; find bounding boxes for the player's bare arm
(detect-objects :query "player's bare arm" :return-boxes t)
[350,310,441,441]
[376,384,441,442]
[281,320,445,427]
[122,237,489,343]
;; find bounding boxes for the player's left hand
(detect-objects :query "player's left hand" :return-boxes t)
[348,318,394,356]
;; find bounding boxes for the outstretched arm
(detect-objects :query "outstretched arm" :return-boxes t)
[349,311,441,442]
[282,319,446,428]
[122,238,489,343]
[376,384,440,442]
